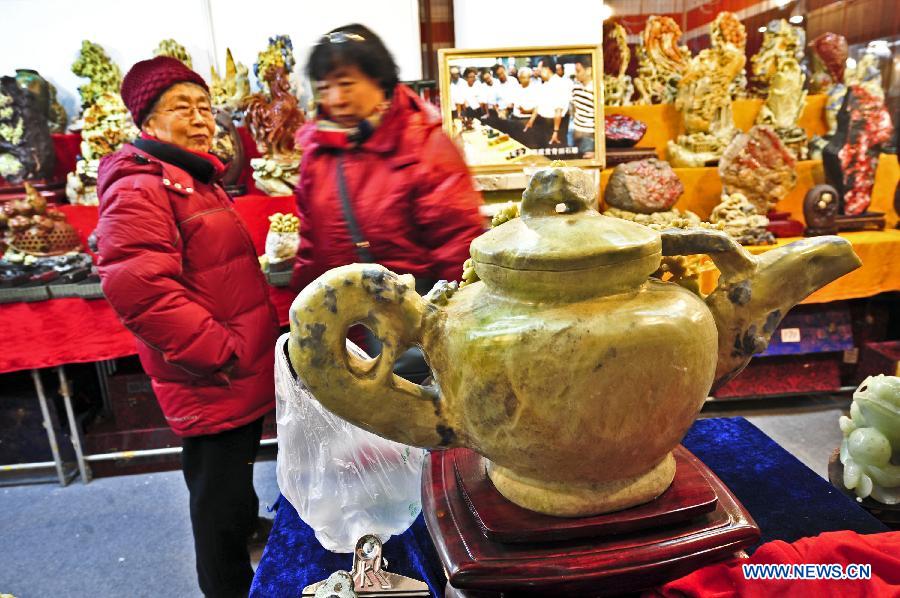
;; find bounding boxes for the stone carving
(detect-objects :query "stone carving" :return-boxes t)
[66,93,137,205]
[808,33,849,159]
[709,192,775,245]
[839,375,900,505]
[46,81,68,134]
[605,158,683,213]
[634,16,691,105]
[846,52,885,99]
[0,75,55,184]
[243,63,305,196]
[71,40,122,111]
[711,12,748,99]
[4,183,81,255]
[751,19,804,98]
[822,85,894,216]
[288,165,860,517]
[667,44,745,167]
[603,22,634,106]
[15,69,65,134]
[153,39,192,69]
[803,184,840,236]
[756,55,808,160]
[210,48,251,115]
[605,114,646,147]
[719,125,798,215]
[255,35,296,95]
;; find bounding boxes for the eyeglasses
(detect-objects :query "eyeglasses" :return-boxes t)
[321,31,366,44]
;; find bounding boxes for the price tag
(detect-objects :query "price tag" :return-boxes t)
[843,348,859,364]
[780,328,801,343]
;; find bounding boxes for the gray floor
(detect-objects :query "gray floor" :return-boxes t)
[0,396,850,598]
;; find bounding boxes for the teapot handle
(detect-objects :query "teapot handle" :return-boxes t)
[288,264,456,449]
[659,228,757,284]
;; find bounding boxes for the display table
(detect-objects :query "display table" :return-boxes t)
[0,194,297,484]
[250,417,888,597]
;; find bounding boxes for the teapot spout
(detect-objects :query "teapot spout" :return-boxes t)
[707,235,861,391]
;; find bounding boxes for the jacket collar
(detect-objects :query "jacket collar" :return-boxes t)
[133,136,224,184]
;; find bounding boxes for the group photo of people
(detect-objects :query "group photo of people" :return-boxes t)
[444,52,598,165]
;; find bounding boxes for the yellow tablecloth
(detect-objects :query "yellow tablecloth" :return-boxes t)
[696,230,900,304]
[605,95,829,160]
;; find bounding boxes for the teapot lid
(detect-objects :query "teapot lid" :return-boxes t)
[471,167,661,272]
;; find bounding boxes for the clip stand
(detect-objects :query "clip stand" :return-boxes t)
[302,534,430,597]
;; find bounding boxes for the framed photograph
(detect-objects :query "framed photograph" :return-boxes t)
[438,45,604,175]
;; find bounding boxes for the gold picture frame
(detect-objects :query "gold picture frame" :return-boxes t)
[437,45,604,175]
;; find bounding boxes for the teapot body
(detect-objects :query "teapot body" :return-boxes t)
[424,277,718,514]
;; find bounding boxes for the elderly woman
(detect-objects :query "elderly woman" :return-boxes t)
[292,24,483,379]
[95,56,279,597]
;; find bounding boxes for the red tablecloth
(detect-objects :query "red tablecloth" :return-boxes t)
[0,195,297,374]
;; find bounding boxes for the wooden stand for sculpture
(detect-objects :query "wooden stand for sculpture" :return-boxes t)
[605,147,658,167]
[828,448,900,530]
[423,446,760,597]
[766,211,805,237]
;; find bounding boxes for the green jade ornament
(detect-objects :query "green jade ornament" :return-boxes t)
[289,166,862,517]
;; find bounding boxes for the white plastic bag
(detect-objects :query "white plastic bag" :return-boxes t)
[274,334,426,553]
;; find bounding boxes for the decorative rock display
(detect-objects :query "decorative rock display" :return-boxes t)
[803,184,841,236]
[755,56,808,160]
[71,40,122,111]
[823,85,894,216]
[808,33,849,159]
[604,114,646,147]
[709,192,775,245]
[838,375,900,505]
[718,125,798,215]
[0,75,55,184]
[751,19,804,98]
[634,16,690,105]
[154,39,193,69]
[605,158,683,214]
[210,48,251,115]
[2,183,80,255]
[255,35,296,96]
[603,22,633,106]
[711,12,748,99]
[667,44,745,167]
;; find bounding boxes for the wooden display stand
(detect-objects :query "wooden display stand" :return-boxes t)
[828,449,900,530]
[423,446,760,597]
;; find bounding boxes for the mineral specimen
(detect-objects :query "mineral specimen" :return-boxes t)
[154,39,193,69]
[210,48,251,114]
[605,158,683,213]
[71,40,122,110]
[823,85,894,216]
[47,81,68,134]
[604,114,646,147]
[634,16,691,105]
[667,44,745,167]
[719,125,798,214]
[603,22,634,106]
[709,192,775,245]
[809,33,848,95]
[0,75,55,184]
[711,12,748,99]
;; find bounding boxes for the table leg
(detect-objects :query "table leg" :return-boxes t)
[95,360,113,416]
[30,369,67,486]
[57,366,91,483]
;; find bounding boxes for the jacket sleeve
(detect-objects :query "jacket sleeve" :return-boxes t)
[96,186,237,377]
[412,130,485,282]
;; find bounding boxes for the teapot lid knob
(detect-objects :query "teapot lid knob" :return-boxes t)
[521,166,595,218]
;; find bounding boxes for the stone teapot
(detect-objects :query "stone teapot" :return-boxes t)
[288,167,861,517]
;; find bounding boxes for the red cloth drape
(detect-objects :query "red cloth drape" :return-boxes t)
[0,195,297,374]
[646,530,900,598]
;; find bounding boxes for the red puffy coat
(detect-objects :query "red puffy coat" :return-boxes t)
[96,144,279,437]
[291,84,484,292]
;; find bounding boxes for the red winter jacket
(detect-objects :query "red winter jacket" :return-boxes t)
[290,84,484,292]
[95,144,280,437]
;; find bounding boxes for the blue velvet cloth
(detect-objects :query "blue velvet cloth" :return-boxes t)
[251,417,888,597]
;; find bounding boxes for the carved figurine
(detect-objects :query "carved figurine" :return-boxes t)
[243,65,305,196]
[634,16,691,105]
[710,192,775,245]
[839,375,900,505]
[211,109,245,195]
[255,35,296,95]
[846,52,885,99]
[66,92,137,205]
[46,80,68,134]
[288,166,860,517]
[711,12,748,99]
[822,84,894,216]
[667,44,745,167]
[751,20,805,98]
[803,184,840,236]
[756,55,808,160]
[603,22,634,106]
[4,183,81,255]
[0,75,55,184]
[808,33,849,159]
[210,48,251,115]
[154,39,193,69]
[71,40,122,111]
[719,125,798,215]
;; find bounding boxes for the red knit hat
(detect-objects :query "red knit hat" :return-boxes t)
[121,56,209,126]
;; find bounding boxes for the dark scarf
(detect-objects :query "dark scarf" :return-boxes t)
[133,135,225,184]
[312,100,392,150]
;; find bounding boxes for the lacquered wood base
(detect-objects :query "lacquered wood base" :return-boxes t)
[423,446,760,597]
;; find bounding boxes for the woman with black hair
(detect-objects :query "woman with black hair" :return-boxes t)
[291,24,483,379]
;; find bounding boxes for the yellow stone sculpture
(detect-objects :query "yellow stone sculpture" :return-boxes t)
[634,16,691,105]
[668,45,745,167]
[153,39,192,69]
[711,12,748,99]
[603,22,634,106]
[210,48,251,113]
[288,166,861,517]
[751,19,804,97]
